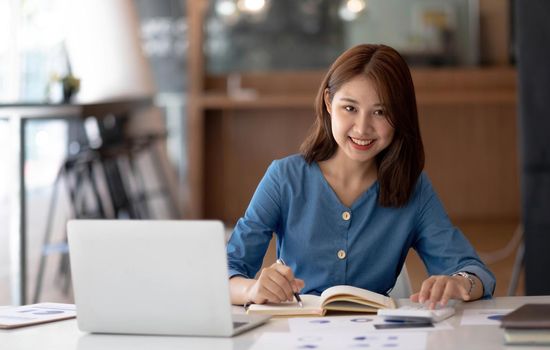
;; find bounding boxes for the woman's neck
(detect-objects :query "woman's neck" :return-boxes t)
[320,150,378,186]
[318,151,378,207]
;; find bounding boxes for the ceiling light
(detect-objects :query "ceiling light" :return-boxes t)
[339,0,367,21]
[237,0,266,14]
[216,0,237,17]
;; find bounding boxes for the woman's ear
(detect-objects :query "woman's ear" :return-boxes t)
[323,88,332,115]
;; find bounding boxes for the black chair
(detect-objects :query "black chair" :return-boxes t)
[33,149,107,302]
[33,114,181,302]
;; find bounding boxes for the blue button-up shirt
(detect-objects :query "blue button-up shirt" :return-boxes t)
[227,154,496,298]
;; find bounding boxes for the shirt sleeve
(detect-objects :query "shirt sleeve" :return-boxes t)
[226,160,282,279]
[412,174,496,298]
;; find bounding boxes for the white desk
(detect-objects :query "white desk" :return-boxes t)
[2,296,550,350]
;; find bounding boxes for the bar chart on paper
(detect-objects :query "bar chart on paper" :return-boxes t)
[249,332,427,350]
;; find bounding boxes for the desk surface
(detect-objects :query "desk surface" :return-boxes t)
[2,296,550,350]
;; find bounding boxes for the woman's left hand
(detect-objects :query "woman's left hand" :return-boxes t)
[410,275,471,309]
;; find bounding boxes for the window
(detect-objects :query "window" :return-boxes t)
[0,0,70,103]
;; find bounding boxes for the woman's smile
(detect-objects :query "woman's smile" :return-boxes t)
[349,137,375,150]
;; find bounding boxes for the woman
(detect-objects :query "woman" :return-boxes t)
[226,44,495,309]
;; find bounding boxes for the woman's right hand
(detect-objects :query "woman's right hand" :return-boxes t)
[246,262,305,304]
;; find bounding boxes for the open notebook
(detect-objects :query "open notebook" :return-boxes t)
[247,285,396,316]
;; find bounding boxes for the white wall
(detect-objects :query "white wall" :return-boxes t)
[64,0,155,102]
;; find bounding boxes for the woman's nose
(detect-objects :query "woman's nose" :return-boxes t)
[355,113,374,133]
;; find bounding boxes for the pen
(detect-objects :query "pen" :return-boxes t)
[277,258,303,308]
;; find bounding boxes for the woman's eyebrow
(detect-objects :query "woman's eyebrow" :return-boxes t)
[339,97,384,107]
[339,97,359,104]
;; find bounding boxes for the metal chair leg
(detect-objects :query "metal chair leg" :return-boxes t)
[508,226,525,296]
[148,140,181,218]
[32,166,64,303]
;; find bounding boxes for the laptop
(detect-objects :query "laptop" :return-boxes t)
[67,220,270,337]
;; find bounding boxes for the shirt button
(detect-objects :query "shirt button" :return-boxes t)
[342,211,351,221]
[337,250,346,259]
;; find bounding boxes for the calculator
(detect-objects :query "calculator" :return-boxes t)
[377,304,455,323]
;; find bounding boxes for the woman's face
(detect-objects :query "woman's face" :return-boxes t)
[325,75,395,165]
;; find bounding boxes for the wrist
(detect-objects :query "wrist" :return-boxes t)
[452,271,475,296]
[451,275,471,293]
[243,279,257,304]
[229,275,256,305]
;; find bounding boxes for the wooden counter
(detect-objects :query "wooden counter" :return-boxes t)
[185,67,519,224]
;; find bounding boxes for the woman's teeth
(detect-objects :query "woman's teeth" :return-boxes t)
[350,137,373,146]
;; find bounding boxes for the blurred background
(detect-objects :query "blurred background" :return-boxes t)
[0,0,526,306]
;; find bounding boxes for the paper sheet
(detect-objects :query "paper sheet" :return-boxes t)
[250,332,427,350]
[460,309,513,326]
[288,315,453,333]
[0,303,76,328]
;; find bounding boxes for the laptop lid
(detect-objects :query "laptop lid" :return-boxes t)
[67,220,267,337]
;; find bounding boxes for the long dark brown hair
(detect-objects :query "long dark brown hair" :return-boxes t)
[300,44,424,207]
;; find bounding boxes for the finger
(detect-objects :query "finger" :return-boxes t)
[294,278,305,292]
[267,271,295,301]
[410,292,420,303]
[251,274,282,304]
[273,264,299,297]
[428,277,447,306]
[256,283,283,303]
[258,269,289,301]
[457,280,471,301]
[269,277,292,301]
[439,282,455,307]
[261,276,289,302]
[418,277,437,304]
[273,264,297,283]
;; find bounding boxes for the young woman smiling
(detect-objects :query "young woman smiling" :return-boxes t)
[226,44,495,309]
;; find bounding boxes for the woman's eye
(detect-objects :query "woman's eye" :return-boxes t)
[373,109,385,116]
[344,106,356,112]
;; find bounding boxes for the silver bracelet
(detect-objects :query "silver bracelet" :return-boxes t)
[452,271,475,296]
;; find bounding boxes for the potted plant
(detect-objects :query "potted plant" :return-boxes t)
[60,73,80,103]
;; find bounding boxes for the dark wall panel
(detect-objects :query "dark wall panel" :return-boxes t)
[515,0,550,295]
